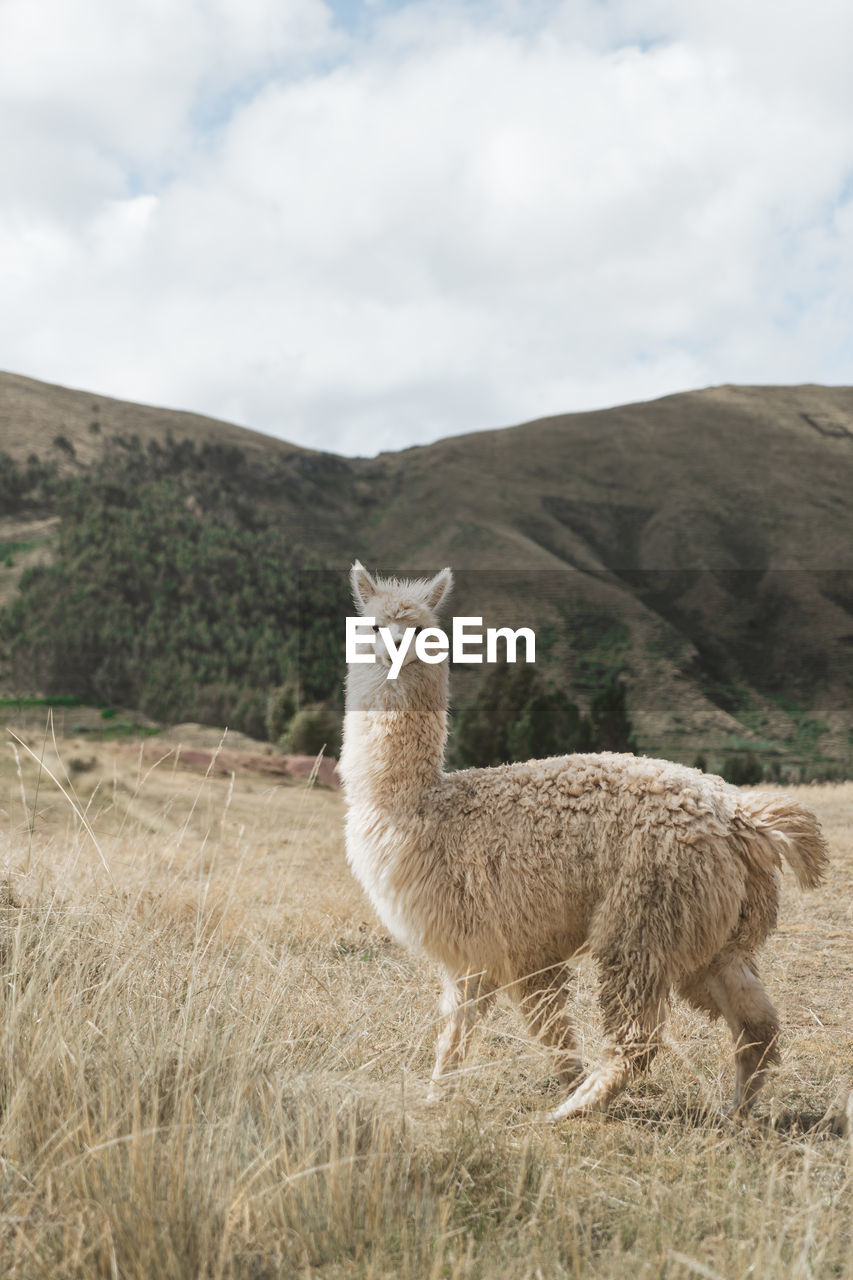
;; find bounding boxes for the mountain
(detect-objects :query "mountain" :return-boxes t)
[2,370,851,775]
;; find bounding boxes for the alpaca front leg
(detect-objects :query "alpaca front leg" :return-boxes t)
[546,1056,637,1119]
[428,972,494,1101]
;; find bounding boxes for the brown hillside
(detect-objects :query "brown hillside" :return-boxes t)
[1,370,851,772]
[0,369,308,471]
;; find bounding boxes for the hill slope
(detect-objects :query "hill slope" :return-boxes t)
[2,370,851,773]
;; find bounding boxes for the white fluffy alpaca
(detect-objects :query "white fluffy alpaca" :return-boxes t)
[338,563,829,1118]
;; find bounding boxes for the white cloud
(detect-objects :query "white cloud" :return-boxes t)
[0,0,339,208]
[1,0,852,454]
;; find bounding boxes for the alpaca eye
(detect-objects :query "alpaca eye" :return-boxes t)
[414,627,423,636]
[372,624,380,633]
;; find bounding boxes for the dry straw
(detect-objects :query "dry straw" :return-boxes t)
[0,721,849,1277]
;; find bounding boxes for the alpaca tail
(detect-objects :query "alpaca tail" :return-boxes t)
[738,792,829,889]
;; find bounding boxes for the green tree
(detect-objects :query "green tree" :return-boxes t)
[587,679,636,753]
[452,666,589,768]
[281,703,342,757]
[1,441,349,736]
[266,683,299,743]
[507,687,587,761]
[722,755,764,786]
[452,667,637,768]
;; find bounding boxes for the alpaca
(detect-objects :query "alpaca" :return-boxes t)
[338,563,829,1118]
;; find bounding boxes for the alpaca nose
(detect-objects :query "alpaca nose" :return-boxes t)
[379,624,404,655]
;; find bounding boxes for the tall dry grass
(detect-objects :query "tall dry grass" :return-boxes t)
[1,734,851,1278]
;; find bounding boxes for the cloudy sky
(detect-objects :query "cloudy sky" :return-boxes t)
[1,0,852,456]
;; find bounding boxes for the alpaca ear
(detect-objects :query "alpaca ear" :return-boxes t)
[350,560,377,612]
[424,567,453,613]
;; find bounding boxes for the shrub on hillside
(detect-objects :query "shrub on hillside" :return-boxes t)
[266,683,299,744]
[0,451,57,514]
[452,666,637,768]
[722,754,764,786]
[587,679,637,754]
[281,703,342,758]
[452,666,590,767]
[507,686,588,761]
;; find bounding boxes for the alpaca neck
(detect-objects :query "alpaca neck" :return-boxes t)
[341,663,448,806]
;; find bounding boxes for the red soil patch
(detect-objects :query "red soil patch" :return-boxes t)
[118,741,339,788]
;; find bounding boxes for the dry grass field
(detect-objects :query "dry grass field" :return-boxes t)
[1,723,851,1278]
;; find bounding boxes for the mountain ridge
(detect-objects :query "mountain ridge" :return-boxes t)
[2,369,851,775]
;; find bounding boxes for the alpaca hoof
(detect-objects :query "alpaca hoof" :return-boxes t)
[545,1071,609,1120]
[425,1078,456,1105]
[558,1064,587,1091]
[545,1098,602,1121]
[724,1099,754,1122]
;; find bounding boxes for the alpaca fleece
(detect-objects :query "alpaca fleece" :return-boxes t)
[340,564,829,1118]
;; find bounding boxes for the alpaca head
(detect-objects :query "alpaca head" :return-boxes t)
[347,561,453,707]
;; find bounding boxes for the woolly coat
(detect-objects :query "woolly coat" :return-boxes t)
[340,652,823,997]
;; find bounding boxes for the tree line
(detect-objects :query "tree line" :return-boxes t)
[2,437,639,759]
[1,439,347,738]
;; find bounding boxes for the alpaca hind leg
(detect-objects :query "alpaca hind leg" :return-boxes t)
[677,968,724,1021]
[428,972,495,1100]
[516,965,585,1088]
[548,955,668,1120]
[708,957,780,1114]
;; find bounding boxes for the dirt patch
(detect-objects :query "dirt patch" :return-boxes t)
[154,723,273,753]
[117,738,339,788]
